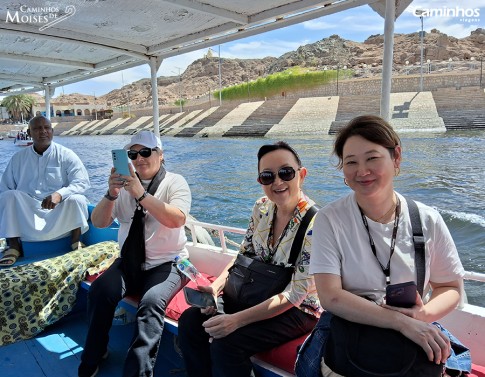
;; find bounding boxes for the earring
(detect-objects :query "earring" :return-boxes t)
[344,178,349,186]
[395,167,400,177]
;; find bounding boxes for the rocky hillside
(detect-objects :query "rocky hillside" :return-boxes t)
[268,28,484,76]
[50,28,484,108]
[101,57,276,108]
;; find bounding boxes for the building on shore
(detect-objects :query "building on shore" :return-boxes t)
[32,102,112,120]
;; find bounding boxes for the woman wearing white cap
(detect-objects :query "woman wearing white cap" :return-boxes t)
[78,131,192,377]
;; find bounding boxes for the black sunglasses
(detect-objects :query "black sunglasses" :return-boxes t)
[257,166,298,185]
[127,147,157,160]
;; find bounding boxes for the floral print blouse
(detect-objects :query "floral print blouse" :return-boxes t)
[239,194,322,318]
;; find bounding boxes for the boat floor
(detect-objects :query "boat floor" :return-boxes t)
[0,309,186,377]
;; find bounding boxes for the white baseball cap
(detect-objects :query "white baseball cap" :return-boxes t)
[124,131,162,150]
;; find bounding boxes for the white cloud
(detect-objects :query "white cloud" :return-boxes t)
[158,49,207,76]
[224,39,309,59]
[302,19,336,31]
[90,66,150,85]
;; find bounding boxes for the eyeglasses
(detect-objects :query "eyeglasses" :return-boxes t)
[127,147,157,160]
[257,167,298,185]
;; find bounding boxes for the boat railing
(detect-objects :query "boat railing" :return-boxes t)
[464,271,485,283]
[186,219,485,285]
[186,219,246,253]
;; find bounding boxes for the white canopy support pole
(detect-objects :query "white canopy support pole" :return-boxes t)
[45,85,55,120]
[380,0,395,122]
[149,56,162,136]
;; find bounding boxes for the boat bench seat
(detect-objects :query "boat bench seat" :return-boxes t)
[82,274,485,377]
[82,272,305,376]
[83,273,485,377]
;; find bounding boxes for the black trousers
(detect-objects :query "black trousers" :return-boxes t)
[80,258,188,377]
[178,303,317,377]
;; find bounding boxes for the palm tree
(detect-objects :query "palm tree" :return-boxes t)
[0,94,36,122]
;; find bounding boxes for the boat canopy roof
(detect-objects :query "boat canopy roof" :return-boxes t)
[0,0,412,95]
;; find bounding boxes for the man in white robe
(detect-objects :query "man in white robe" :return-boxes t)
[0,116,90,266]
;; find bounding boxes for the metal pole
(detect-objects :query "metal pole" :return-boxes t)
[121,71,130,116]
[44,85,52,119]
[94,92,97,120]
[149,56,161,135]
[419,15,424,92]
[336,64,339,96]
[126,80,131,117]
[247,76,250,102]
[380,0,395,121]
[480,56,483,88]
[218,45,222,106]
[178,68,182,113]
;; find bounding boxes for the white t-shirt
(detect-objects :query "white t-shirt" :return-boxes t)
[113,171,191,269]
[309,192,464,304]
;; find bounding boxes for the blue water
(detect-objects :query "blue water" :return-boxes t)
[0,132,484,305]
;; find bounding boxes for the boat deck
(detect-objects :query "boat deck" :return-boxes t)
[0,301,186,377]
[1,224,485,377]
[2,304,485,377]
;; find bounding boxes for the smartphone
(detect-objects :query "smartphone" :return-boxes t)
[183,287,217,309]
[111,149,130,177]
[386,281,417,308]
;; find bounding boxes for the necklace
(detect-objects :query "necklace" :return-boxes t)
[370,195,397,223]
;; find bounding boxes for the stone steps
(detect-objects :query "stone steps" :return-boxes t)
[222,124,274,137]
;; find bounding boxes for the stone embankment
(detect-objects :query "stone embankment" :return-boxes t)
[50,84,485,138]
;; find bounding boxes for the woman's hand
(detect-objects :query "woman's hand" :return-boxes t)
[107,167,125,198]
[203,313,240,339]
[120,164,144,199]
[398,317,451,364]
[198,285,219,315]
[383,293,450,364]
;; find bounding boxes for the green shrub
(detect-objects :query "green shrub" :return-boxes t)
[213,67,353,100]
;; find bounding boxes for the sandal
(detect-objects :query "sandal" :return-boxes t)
[71,241,86,251]
[0,248,21,267]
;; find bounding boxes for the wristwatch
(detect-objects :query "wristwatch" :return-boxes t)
[137,191,148,202]
[104,189,118,201]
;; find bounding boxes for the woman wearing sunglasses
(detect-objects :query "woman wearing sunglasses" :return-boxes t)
[79,131,192,377]
[178,141,321,377]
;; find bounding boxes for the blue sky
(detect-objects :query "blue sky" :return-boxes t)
[26,0,485,97]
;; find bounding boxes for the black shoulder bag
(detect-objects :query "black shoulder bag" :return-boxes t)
[323,198,444,377]
[223,205,319,313]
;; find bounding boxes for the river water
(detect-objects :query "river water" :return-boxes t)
[0,132,484,305]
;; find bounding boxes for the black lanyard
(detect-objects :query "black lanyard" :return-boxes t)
[358,198,401,285]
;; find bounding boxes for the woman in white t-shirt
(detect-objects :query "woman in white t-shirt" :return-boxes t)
[309,115,465,376]
[79,131,192,377]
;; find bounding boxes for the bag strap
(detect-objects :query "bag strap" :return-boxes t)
[288,205,320,266]
[405,197,425,297]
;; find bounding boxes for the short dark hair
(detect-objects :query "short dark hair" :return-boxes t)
[333,115,401,169]
[257,141,302,170]
[29,115,51,128]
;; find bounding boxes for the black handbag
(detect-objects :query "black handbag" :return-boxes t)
[223,206,318,313]
[324,316,443,377]
[323,198,443,377]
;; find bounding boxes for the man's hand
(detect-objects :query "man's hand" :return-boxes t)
[41,192,62,209]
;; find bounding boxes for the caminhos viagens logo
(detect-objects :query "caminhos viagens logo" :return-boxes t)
[411,5,480,23]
